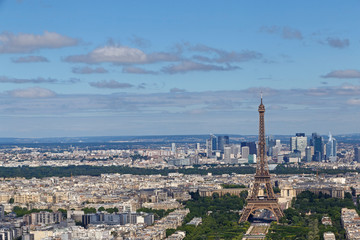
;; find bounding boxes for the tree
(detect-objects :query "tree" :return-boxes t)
[8,198,14,204]
[98,206,105,212]
[82,207,96,214]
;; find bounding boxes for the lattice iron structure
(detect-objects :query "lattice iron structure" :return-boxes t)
[239,97,284,222]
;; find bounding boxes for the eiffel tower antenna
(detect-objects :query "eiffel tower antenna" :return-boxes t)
[239,95,284,222]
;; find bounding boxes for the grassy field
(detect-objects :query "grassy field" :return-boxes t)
[250,225,269,235]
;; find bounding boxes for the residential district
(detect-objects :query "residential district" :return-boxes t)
[0,133,360,239]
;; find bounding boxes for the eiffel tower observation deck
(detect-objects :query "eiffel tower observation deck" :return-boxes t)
[239,96,284,222]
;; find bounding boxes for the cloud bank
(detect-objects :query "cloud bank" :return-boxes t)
[89,80,134,89]
[0,31,78,53]
[64,42,261,74]
[322,70,360,79]
[8,87,56,98]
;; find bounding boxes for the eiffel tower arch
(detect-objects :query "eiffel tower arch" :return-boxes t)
[239,96,284,222]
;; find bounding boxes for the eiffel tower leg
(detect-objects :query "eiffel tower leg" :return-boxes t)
[239,204,254,223]
[271,204,284,221]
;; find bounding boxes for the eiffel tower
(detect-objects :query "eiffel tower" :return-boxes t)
[239,96,284,222]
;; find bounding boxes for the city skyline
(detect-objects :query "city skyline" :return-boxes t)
[0,1,359,137]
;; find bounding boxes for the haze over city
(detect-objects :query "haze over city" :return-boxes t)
[0,1,359,137]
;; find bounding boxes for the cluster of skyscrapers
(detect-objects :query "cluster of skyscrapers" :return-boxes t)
[288,132,337,162]
[205,134,257,164]
[206,135,230,155]
[204,132,338,164]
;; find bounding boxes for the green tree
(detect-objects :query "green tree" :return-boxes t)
[98,206,105,212]
[82,207,96,214]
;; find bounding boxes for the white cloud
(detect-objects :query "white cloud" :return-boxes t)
[322,69,360,79]
[8,87,56,98]
[65,45,181,65]
[89,80,134,89]
[64,42,259,73]
[64,45,147,64]
[0,31,78,53]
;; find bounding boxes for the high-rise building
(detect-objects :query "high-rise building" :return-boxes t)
[171,143,176,154]
[267,136,276,156]
[312,133,324,161]
[206,139,212,157]
[241,142,257,155]
[206,134,217,157]
[326,132,337,162]
[231,144,241,157]
[211,134,217,151]
[270,140,281,158]
[355,147,360,162]
[224,146,231,164]
[217,136,229,153]
[305,146,312,162]
[290,133,307,156]
[241,146,250,159]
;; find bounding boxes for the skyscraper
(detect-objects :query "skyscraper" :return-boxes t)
[241,146,250,159]
[211,134,217,151]
[312,133,324,161]
[231,144,241,157]
[217,135,229,153]
[224,146,231,164]
[206,134,217,157]
[326,132,337,162]
[267,136,276,156]
[305,146,312,162]
[171,143,176,154]
[241,142,257,155]
[290,133,307,156]
[206,139,212,157]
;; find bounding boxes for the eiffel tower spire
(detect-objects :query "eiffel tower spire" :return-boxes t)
[239,96,284,222]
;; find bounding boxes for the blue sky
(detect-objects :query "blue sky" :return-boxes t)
[0,0,359,137]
